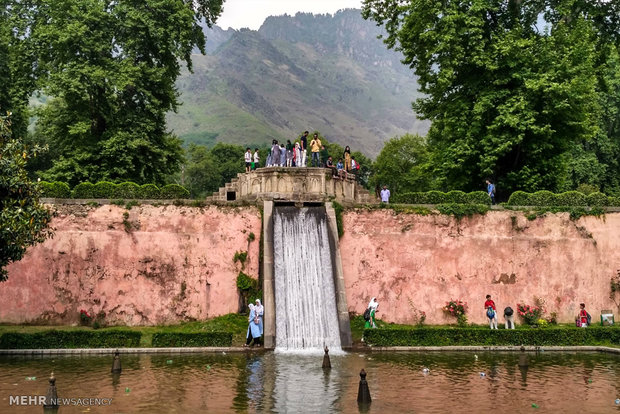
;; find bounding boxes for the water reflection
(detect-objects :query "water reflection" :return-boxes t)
[0,352,619,413]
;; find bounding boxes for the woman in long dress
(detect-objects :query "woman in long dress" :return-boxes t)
[255,299,264,336]
[245,304,262,347]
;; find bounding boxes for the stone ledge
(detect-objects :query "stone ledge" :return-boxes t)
[0,347,269,355]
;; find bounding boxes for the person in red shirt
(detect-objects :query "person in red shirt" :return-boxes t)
[485,294,498,329]
[578,303,588,327]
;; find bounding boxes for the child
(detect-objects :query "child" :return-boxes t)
[253,148,260,170]
[484,294,498,329]
[578,303,588,327]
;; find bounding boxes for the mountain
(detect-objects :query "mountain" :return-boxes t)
[167,9,429,156]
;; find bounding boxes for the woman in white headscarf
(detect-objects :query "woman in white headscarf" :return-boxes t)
[255,299,264,335]
[245,304,262,347]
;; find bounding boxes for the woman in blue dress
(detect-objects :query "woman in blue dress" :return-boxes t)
[255,299,264,336]
[245,304,262,347]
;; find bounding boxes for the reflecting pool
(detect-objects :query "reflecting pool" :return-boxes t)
[1,351,619,413]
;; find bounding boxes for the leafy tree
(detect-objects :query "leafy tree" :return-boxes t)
[0,113,53,281]
[362,0,617,195]
[370,133,432,195]
[26,0,224,185]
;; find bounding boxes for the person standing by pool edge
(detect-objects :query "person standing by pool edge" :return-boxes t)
[365,297,379,329]
[255,298,264,336]
[245,304,262,347]
[485,294,498,329]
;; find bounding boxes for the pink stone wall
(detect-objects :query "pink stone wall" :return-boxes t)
[340,210,620,325]
[1,204,261,325]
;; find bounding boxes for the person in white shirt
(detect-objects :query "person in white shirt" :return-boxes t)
[253,148,260,170]
[244,148,252,172]
[380,185,390,203]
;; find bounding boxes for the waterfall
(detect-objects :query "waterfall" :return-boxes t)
[273,206,342,352]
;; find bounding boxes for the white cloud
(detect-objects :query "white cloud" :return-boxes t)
[216,0,364,30]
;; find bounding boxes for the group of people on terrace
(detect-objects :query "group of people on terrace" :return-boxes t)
[243,131,361,179]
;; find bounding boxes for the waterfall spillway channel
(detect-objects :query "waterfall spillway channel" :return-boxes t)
[273,206,342,352]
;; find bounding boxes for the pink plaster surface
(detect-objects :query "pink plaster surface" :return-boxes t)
[1,204,261,325]
[340,210,620,325]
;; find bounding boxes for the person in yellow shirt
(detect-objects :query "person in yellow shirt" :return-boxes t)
[310,133,322,167]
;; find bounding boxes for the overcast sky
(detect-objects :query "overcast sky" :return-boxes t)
[216,0,364,30]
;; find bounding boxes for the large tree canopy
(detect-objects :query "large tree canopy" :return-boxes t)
[17,0,224,185]
[363,0,620,195]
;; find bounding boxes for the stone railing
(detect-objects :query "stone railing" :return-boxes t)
[208,167,374,204]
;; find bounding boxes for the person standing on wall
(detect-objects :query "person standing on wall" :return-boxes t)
[286,140,294,167]
[343,146,352,172]
[245,148,252,173]
[380,185,390,204]
[486,179,496,205]
[300,131,308,167]
[253,148,260,170]
[485,294,498,329]
[310,133,321,167]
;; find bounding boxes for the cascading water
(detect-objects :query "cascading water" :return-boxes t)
[273,206,342,352]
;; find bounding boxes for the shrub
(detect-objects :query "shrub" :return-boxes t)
[445,190,467,204]
[586,192,609,207]
[465,191,491,205]
[0,330,141,348]
[609,197,620,207]
[425,191,447,204]
[392,192,428,204]
[92,181,117,198]
[556,191,587,206]
[530,190,557,207]
[575,183,599,195]
[160,184,190,199]
[39,181,71,198]
[114,182,141,199]
[362,326,620,346]
[332,201,344,237]
[516,303,543,325]
[151,332,232,347]
[71,182,95,199]
[139,184,161,199]
[506,191,531,206]
[442,299,468,326]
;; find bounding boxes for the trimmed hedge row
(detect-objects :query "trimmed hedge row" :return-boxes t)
[151,332,233,347]
[507,191,620,207]
[393,191,491,205]
[40,181,190,200]
[0,330,141,349]
[363,327,620,346]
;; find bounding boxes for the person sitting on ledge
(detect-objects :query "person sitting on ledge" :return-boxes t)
[326,156,337,177]
[336,158,346,179]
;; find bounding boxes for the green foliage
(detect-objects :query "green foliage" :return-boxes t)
[507,191,532,206]
[555,191,588,206]
[465,191,492,205]
[114,182,141,199]
[362,0,619,195]
[233,251,248,265]
[393,191,491,205]
[247,232,255,242]
[587,192,609,207]
[332,201,344,238]
[0,330,141,348]
[92,182,117,199]
[20,0,224,185]
[609,197,620,207]
[236,271,256,291]
[151,332,232,347]
[530,191,557,207]
[436,204,489,220]
[0,114,53,281]
[363,326,620,346]
[39,181,71,198]
[370,133,433,194]
[71,182,95,199]
[139,184,161,199]
[160,184,190,199]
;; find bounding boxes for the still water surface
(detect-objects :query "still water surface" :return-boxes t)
[1,351,619,413]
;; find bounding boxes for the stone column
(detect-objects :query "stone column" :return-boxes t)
[262,200,276,348]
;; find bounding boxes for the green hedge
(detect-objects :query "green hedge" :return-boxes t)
[363,327,620,346]
[45,181,188,200]
[159,184,190,199]
[0,330,141,349]
[151,332,232,347]
[394,191,491,205]
[39,181,71,198]
[506,190,615,207]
